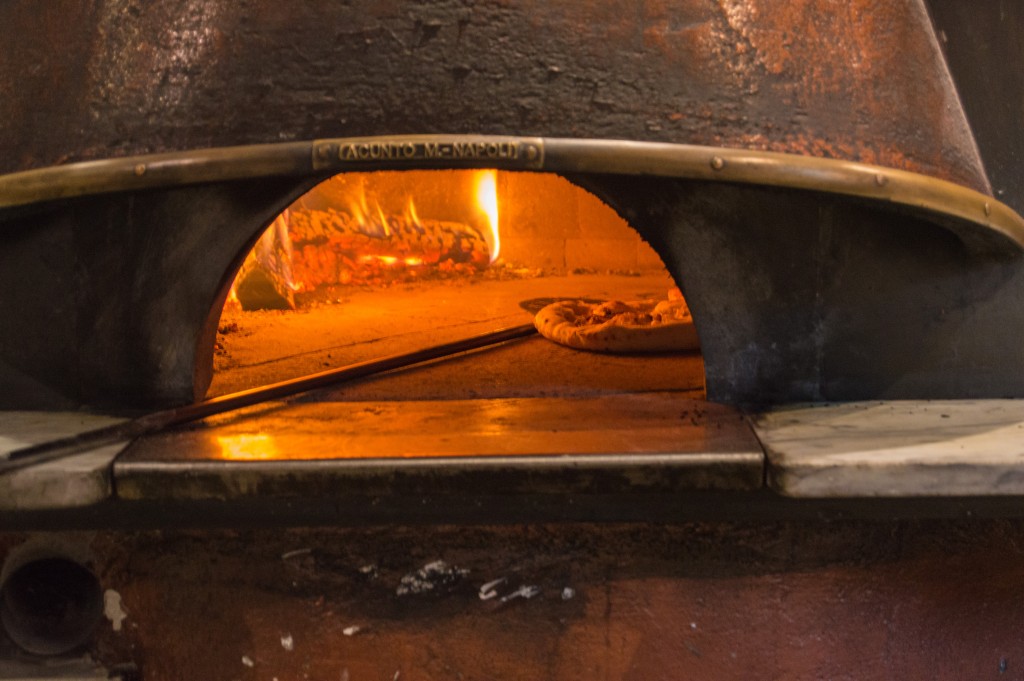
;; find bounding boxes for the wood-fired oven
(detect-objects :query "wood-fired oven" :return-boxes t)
[2,1,1024,679]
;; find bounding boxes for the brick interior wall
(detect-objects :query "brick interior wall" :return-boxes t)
[499,172,665,272]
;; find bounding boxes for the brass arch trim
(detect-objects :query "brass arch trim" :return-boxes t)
[0,135,1021,254]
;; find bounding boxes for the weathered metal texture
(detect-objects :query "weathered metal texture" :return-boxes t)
[0,178,312,409]
[2,522,1018,679]
[0,0,989,192]
[925,0,1024,215]
[582,173,1024,404]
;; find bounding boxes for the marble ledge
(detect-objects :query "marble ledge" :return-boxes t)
[0,411,129,510]
[754,400,1024,498]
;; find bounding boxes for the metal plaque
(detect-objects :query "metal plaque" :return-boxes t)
[312,135,545,171]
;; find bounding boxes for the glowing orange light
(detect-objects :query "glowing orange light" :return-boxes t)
[216,433,279,461]
[348,180,370,227]
[475,170,500,263]
[228,170,505,308]
[377,204,391,236]
[406,198,422,229]
[358,254,399,265]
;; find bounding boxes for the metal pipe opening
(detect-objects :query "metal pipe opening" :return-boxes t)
[0,557,104,656]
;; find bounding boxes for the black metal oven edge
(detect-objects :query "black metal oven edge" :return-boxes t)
[2,491,1024,531]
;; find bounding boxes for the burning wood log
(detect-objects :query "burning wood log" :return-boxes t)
[287,208,490,290]
[232,205,493,309]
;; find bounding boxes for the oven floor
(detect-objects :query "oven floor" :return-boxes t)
[209,272,704,400]
[122,392,753,463]
[114,390,763,501]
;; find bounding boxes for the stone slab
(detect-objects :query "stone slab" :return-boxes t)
[0,411,128,510]
[756,400,1024,497]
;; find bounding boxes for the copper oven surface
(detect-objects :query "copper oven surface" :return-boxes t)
[3,1,1024,679]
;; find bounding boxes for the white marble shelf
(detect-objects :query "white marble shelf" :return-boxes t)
[754,400,1024,497]
[0,411,129,511]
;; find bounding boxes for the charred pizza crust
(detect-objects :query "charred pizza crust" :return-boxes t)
[533,298,700,353]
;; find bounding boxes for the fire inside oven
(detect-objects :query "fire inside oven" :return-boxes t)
[203,169,709,463]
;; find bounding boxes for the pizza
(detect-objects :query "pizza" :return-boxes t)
[533,292,700,354]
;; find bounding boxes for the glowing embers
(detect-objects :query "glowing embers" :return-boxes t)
[230,169,501,311]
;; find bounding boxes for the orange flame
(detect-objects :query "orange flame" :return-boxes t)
[475,170,500,263]
[348,179,371,229]
[376,204,391,237]
[406,197,422,229]
[231,171,505,309]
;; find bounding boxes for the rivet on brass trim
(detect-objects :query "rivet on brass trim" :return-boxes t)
[710,156,725,171]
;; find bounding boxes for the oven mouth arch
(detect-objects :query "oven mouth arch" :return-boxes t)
[3,135,1024,410]
[1,134,1021,256]
[208,168,700,401]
